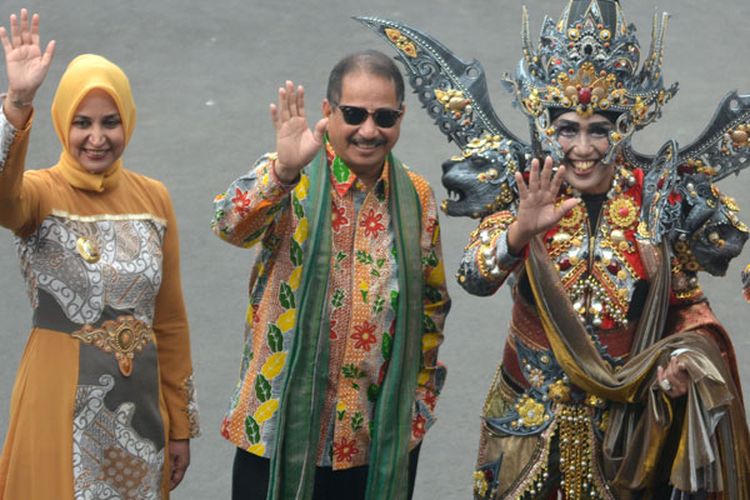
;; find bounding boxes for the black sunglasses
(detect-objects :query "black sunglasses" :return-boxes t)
[334,104,403,128]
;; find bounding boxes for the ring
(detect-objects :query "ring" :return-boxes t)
[659,378,672,392]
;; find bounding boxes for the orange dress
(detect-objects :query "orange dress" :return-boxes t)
[0,111,199,498]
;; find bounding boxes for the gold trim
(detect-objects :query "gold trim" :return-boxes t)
[51,209,167,227]
[72,316,154,377]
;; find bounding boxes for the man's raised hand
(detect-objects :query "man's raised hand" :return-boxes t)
[270,81,328,183]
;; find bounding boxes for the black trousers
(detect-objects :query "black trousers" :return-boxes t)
[232,444,421,500]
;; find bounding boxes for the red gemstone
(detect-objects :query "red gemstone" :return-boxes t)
[559,258,571,270]
[484,469,494,481]
[578,87,592,104]
[607,261,620,274]
[618,207,629,218]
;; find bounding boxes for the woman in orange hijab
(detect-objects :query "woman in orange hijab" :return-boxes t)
[0,9,199,498]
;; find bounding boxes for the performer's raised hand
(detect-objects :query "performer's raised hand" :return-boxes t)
[0,8,55,128]
[270,80,328,183]
[507,156,580,253]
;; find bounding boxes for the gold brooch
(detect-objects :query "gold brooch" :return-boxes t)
[76,236,100,264]
[558,202,584,230]
[607,196,638,229]
[72,317,153,376]
[514,396,547,428]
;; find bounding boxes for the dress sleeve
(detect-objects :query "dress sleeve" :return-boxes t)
[0,108,42,234]
[457,210,525,296]
[211,152,298,248]
[153,182,200,440]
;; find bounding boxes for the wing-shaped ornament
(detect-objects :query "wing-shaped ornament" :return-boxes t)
[623,92,750,181]
[355,16,527,149]
[356,16,531,218]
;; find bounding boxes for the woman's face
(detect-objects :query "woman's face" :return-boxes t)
[68,89,125,173]
[553,111,616,194]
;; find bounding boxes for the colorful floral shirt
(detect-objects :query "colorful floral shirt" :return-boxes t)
[211,144,450,469]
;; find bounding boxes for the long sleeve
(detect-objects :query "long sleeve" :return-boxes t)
[152,183,200,439]
[0,109,42,235]
[211,153,298,248]
[408,176,451,443]
[457,210,525,296]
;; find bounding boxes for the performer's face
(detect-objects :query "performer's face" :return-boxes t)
[323,72,404,184]
[68,89,125,174]
[553,111,615,194]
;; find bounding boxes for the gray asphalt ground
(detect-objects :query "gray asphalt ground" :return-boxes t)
[0,1,748,498]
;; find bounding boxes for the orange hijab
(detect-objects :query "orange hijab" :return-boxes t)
[51,54,136,192]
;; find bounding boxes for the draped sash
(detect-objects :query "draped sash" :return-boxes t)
[267,150,423,500]
[525,236,750,496]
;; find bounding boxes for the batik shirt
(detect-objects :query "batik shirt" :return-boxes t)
[212,143,450,469]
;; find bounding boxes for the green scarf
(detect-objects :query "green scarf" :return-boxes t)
[267,149,424,500]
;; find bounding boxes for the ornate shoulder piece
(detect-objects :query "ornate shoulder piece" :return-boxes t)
[640,140,681,244]
[355,16,527,149]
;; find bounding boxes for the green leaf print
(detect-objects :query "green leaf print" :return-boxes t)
[381,333,393,361]
[245,415,261,444]
[267,324,283,352]
[332,289,345,309]
[332,156,351,183]
[373,296,385,314]
[390,290,399,309]
[255,375,272,402]
[290,239,304,267]
[342,363,366,379]
[356,250,374,265]
[425,285,442,303]
[279,283,296,309]
[334,251,347,270]
[351,412,364,432]
[367,384,380,403]
[337,407,346,421]
[292,196,305,220]
[375,258,385,268]
[370,269,381,278]
[422,250,438,267]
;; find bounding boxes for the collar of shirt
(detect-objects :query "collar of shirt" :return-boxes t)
[324,140,390,199]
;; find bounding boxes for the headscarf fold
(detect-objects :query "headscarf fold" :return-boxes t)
[50,54,136,192]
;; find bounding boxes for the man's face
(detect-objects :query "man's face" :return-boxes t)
[553,111,616,194]
[323,71,403,183]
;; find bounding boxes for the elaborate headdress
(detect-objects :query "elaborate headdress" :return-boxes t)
[509,0,678,162]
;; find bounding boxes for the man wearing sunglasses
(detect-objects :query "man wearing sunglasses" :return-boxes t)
[211,49,450,500]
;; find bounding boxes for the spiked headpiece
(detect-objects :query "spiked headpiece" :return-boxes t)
[509,0,679,161]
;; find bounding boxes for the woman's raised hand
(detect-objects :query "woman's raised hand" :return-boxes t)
[0,9,55,126]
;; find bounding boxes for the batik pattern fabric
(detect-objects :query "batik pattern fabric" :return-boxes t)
[459,165,749,498]
[0,119,199,500]
[212,143,449,469]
